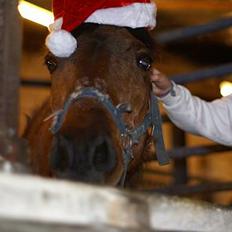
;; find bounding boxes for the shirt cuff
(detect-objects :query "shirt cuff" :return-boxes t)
[158,81,181,106]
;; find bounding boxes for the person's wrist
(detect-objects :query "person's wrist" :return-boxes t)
[159,82,176,98]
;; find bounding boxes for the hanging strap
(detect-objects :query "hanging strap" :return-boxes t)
[151,94,170,165]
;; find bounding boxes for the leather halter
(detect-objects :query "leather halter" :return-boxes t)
[48,87,170,186]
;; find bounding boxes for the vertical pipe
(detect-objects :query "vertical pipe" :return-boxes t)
[171,126,188,185]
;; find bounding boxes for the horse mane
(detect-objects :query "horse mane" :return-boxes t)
[22,99,51,139]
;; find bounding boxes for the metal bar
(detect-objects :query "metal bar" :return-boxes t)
[171,126,188,185]
[154,182,232,196]
[20,63,232,88]
[143,169,221,184]
[21,80,51,88]
[170,63,232,84]
[168,144,231,159]
[157,17,232,44]
[170,145,232,158]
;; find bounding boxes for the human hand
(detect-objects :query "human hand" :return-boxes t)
[150,68,172,97]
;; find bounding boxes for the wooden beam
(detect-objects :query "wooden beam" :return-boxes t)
[0,0,21,133]
[155,0,232,11]
[0,173,232,232]
[0,174,150,232]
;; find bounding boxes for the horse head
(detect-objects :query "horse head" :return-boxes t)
[25,23,168,186]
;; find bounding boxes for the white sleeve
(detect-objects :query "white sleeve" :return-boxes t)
[160,82,232,146]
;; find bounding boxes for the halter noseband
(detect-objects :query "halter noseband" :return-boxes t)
[48,87,170,186]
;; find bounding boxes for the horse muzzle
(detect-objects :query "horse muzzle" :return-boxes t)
[50,133,118,183]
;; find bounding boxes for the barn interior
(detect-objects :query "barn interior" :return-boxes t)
[15,0,232,206]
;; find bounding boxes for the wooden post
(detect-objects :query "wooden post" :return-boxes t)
[0,0,21,134]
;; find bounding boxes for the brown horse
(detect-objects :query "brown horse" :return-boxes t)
[24,23,168,186]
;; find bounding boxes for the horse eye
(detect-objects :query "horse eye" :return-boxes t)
[45,58,57,73]
[137,55,152,71]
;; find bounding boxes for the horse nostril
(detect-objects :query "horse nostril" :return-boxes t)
[92,138,116,172]
[50,135,72,172]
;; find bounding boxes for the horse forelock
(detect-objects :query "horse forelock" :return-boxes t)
[71,23,155,50]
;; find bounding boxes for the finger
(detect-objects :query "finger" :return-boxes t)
[151,77,163,87]
[150,75,158,82]
[151,82,162,91]
[152,68,161,75]
[150,73,161,81]
[152,85,164,97]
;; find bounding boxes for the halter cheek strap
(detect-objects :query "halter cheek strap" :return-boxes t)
[47,87,170,186]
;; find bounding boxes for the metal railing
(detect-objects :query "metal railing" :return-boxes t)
[154,16,232,196]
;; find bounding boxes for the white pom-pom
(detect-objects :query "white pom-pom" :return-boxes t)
[46,30,77,57]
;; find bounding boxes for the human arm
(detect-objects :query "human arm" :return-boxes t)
[150,69,232,146]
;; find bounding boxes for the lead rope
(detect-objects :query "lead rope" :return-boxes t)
[151,94,170,165]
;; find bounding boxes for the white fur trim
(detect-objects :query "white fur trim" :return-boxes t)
[46,2,156,57]
[46,29,77,57]
[85,3,157,29]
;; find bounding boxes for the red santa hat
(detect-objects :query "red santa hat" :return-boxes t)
[46,0,157,58]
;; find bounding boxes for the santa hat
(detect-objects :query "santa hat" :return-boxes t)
[46,0,157,58]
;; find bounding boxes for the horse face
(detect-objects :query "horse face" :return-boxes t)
[44,24,155,185]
